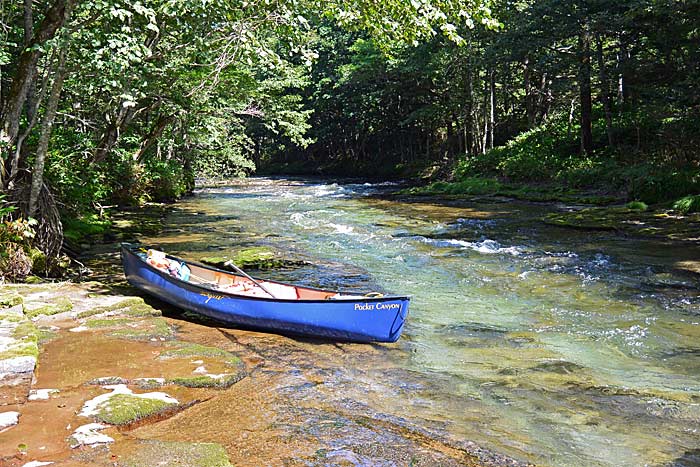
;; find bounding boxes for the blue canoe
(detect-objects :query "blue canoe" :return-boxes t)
[120,244,410,342]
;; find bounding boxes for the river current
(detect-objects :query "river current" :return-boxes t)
[145,178,700,467]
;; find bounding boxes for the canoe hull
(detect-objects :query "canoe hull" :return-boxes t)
[121,245,409,342]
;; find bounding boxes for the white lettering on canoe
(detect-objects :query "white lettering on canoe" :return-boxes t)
[354,303,401,311]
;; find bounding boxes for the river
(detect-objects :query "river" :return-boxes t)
[143,177,700,467]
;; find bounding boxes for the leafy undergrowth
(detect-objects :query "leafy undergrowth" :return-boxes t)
[673,195,700,214]
[63,214,112,245]
[401,177,619,205]
[413,111,700,207]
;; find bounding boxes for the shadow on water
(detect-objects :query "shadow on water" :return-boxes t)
[669,450,700,467]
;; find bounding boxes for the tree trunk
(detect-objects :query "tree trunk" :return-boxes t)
[92,105,137,164]
[524,55,536,128]
[488,68,496,150]
[28,49,67,218]
[24,0,38,124]
[616,34,630,107]
[464,67,474,154]
[9,62,54,187]
[0,0,73,187]
[567,97,576,140]
[133,113,176,162]
[578,20,594,155]
[596,33,614,146]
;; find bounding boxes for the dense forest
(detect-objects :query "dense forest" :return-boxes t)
[0,0,698,279]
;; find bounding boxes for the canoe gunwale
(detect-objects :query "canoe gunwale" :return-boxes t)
[120,243,411,305]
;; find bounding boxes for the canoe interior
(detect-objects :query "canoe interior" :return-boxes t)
[132,245,379,302]
[185,261,335,300]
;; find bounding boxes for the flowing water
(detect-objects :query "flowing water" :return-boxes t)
[144,178,700,467]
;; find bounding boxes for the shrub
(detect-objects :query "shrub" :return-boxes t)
[625,167,700,204]
[0,214,38,282]
[144,159,191,201]
[673,195,700,214]
[626,200,648,211]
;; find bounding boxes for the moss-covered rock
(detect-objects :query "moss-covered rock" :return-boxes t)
[24,275,44,284]
[133,377,167,390]
[159,343,242,367]
[94,393,177,425]
[109,317,174,341]
[87,376,129,386]
[202,247,308,271]
[24,297,73,319]
[399,177,620,205]
[120,440,233,467]
[76,297,150,319]
[170,373,245,389]
[28,247,47,274]
[0,294,23,308]
[543,206,700,241]
[0,342,39,360]
[124,302,162,318]
[0,315,39,361]
[86,317,135,329]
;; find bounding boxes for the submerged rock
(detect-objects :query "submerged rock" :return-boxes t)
[79,384,178,426]
[133,377,166,389]
[119,440,233,467]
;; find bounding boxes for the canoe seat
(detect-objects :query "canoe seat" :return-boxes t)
[255,281,299,300]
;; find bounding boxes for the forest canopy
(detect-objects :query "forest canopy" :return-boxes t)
[1,0,699,278]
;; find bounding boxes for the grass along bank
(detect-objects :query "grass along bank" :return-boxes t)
[400,110,700,242]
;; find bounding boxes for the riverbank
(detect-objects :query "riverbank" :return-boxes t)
[396,179,700,248]
[1,199,531,467]
[0,285,528,467]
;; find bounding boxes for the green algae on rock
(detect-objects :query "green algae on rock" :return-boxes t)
[109,317,174,341]
[94,393,178,425]
[75,297,156,319]
[86,317,135,329]
[24,297,73,319]
[80,384,179,427]
[543,207,700,242]
[0,308,39,361]
[159,343,242,366]
[170,373,245,389]
[201,246,308,271]
[119,440,233,467]
[0,294,23,308]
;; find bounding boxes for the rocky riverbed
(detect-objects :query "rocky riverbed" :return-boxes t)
[0,277,528,467]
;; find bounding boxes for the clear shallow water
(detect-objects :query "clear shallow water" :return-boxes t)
[148,178,700,467]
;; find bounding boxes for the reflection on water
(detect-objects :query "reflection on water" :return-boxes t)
[143,178,700,467]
